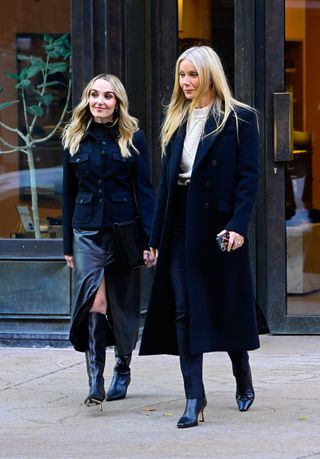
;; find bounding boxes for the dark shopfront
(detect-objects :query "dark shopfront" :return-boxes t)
[0,0,320,347]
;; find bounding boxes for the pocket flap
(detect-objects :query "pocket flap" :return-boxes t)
[218,200,233,214]
[70,153,89,164]
[112,152,134,162]
[75,192,93,204]
[111,192,132,202]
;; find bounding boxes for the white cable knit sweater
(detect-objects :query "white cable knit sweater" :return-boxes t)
[178,105,211,185]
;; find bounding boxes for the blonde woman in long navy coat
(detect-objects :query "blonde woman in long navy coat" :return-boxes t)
[140,46,260,428]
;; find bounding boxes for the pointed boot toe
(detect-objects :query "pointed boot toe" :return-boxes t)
[106,372,131,401]
[236,391,255,412]
[177,397,207,428]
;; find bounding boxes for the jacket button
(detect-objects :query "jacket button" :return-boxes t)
[204,181,211,189]
[211,159,217,166]
[101,150,106,155]
[98,179,102,184]
[99,198,103,203]
[98,188,102,193]
[102,141,106,145]
[80,199,83,203]
[76,158,80,162]
[204,202,209,209]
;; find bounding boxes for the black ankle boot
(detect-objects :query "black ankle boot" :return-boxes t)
[84,312,107,408]
[177,397,207,428]
[235,369,255,412]
[229,351,255,412]
[106,349,131,401]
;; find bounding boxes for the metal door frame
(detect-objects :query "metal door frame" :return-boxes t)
[253,0,320,333]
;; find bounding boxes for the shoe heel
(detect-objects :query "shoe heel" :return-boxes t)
[199,408,205,423]
[84,397,104,412]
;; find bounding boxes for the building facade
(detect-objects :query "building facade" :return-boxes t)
[0,0,320,346]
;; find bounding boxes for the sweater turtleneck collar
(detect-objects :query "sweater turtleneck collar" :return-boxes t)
[191,105,211,120]
[87,120,119,140]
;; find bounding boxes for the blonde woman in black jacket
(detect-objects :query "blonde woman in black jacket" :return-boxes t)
[62,74,155,409]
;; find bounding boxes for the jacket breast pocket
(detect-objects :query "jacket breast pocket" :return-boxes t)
[70,153,89,177]
[73,192,93,224]
[112,152,135,163]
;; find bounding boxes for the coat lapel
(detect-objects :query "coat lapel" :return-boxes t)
[167,122,186,189]
[192,116,219,174]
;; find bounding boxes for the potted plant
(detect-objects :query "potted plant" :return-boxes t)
[0,33,72,238]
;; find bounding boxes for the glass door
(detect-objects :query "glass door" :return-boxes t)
[285,0,320,318]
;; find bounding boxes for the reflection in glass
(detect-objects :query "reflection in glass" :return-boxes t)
[285,0,320,316]
[0,1,70,239]
[178,0,234,90]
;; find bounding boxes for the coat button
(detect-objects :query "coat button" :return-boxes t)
[98,188,102,193]
[99,198,103,203]
[101,150,106,155]
[211,159,217,166]
[80,198,83,203]
[102,141,106,145]
[98,179,102,184]
[204,181,211,189]
[204,202,210,209]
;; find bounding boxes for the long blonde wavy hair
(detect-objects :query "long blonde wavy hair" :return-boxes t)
[62,74,138,158]
[161,46,254,154]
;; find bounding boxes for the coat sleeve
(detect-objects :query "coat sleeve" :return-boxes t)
[225,109,260,238]
[132,130,155,243]
[62,148,77,255]
[149,152,169,249]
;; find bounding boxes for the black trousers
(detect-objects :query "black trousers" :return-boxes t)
[169,186,250,399]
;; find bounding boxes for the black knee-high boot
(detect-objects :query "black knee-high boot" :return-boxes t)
[228,351,255,412]
[106,347,131,401]
[84,312,106,407]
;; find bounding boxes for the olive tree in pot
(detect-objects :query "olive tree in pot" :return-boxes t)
[0,33,71,238]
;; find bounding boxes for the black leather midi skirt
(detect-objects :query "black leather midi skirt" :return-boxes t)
[70,228,141,354]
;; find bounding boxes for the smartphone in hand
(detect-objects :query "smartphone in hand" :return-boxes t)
[216,232,230,252]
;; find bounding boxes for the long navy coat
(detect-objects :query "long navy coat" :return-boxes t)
[140,107,260,356]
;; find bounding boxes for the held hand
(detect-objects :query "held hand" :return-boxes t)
[65,255,74,268]
[217,230,244,252]
[143,250,157,268]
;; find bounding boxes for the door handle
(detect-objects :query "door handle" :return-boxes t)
[273,92,293,162]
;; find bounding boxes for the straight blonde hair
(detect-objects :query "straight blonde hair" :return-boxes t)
[62,74,138,157]
[161,46,255,154]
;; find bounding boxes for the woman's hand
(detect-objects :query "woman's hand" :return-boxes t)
[65,255,74,268]
[143,250,157,268]
[217,230,244,252]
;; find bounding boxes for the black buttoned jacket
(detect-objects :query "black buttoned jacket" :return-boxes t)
[62,123,155,255]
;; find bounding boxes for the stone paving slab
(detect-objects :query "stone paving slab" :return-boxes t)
[0,335,320,459]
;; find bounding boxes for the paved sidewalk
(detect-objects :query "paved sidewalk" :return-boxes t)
[0,335,320,459]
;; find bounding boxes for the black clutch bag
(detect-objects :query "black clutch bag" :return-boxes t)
[113,218,146,268]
